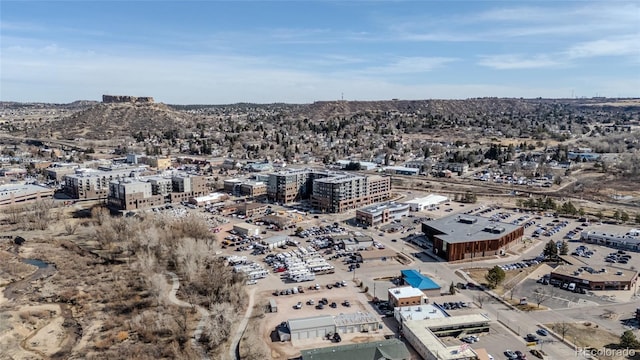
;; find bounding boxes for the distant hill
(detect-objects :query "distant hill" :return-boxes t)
[56,101,195,140]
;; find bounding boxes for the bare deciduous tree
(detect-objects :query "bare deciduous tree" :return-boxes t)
[474,293,489,308]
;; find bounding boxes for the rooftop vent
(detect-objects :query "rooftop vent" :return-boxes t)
[458,217,478,224]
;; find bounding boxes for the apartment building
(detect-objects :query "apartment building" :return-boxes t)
[169,174,208,203]
[107,174,208,211]
[267,168,317,204]
[263,168,391,213]
[107,179,164,211]
[311,173,391,213]
[63,168,139,199]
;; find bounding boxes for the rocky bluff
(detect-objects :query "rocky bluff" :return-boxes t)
[102,95,154,104]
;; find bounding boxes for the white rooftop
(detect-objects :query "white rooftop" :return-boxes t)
[389,286,425,299]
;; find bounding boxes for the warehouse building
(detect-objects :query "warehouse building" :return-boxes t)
[286,312,380,341]
[550,265,638,291]
[422,215,523,261]
[355,201,410,227]
[300,339,410,360]
[405,194,449,212]
[233,223,261,237]
[287,315,336,341]
[262,235,288,250]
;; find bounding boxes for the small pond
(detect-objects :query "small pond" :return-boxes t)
[22,258,50,268]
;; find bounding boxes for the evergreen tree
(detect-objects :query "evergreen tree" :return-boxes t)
[485,266,506,289]
[560,241,569,255]
[544,240,558,259]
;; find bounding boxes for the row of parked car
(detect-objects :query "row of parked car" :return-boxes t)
[606,250,632,264]
[434,301,468,310]
[499,259,540,271]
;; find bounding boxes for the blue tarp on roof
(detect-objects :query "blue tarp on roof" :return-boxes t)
[401,269,441,290]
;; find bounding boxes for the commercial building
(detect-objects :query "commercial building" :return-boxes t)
[189,193,227,207]
[355,201,410,227]
[0,184,54,207]
[388,286,428,308]
[300,339,410,360]
[422,215,523,261]
[393,304,447,325]
[262,235,288,249]
[141,156,172,170]
[287,315,337,341]
[580,230,640,252]
[233,223,261,237]
[383,166,420,176]
[336,160,378,171]
[238,202,269,217]
[405,194,449,212]
[550,265,638,291]
[402,314,491,360]
[400,269,442,297]
[287,312,380,341]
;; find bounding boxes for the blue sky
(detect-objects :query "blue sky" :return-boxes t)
[1,1,639,104]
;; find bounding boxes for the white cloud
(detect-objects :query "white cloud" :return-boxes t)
[478,54,563,70]
[359,57,458,75]
[566,35,640,59]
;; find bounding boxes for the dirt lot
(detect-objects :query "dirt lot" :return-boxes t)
[544,322,622,352]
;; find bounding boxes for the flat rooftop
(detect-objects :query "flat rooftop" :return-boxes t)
[395,304,447,322]
[423,214,522,243]
[552,265,638,283]
[403,318,479,360]
[357,201,408,214]
[389,286,425,299]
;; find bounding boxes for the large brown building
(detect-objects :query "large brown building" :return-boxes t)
[422,215,523,261]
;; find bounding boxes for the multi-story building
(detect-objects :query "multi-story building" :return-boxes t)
[267,168,317,204]
[63,168,139,200]
[264,168,391,213]
[240,181,267,199]
[147,176,173,196]
[107,179,164,211]
[169,174,207,203]
[311,173,391,213]
[107,173,208,211]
